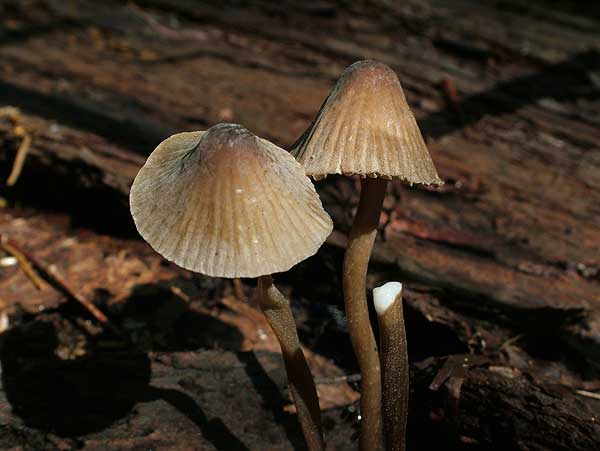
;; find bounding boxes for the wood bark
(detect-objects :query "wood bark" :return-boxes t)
[0,0,599,449]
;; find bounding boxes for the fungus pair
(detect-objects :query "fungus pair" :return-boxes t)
[292,60,442,451]
[130,124,331,450]
[130,60,441,451]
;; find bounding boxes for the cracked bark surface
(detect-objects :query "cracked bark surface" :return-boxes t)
[0,0,599,449]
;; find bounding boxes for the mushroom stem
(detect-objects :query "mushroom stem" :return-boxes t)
[257,275,325,451]
[374,282,408,451]
[343,177,388,451]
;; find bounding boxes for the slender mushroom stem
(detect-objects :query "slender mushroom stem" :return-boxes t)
[374,282,409,451]
[257,275,325,451]
[343,177,388,451]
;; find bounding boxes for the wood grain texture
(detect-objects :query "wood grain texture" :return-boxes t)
[0,0,599,449]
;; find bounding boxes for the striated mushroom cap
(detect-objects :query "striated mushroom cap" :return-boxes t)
[130,123,333,278]
[292,60,443,184]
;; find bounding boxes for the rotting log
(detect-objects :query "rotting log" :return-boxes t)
[0,311,599,451]
[410,358,600,451]
[1,0,600,449]
[1,108,599,448]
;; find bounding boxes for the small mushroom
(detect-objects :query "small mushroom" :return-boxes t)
[373,282,408,451]
[130,123,332,451]
[292,60,442,450]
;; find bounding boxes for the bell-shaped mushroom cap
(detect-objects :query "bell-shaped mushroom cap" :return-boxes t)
[292,60,443,184]
[130,124,333,278]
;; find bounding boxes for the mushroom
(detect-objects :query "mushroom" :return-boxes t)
[373,282,407,451]
[292,60,442,450]
[130,123,332,451]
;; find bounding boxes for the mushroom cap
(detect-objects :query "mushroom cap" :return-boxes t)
[130,123,333,278]
[292,60,443,184]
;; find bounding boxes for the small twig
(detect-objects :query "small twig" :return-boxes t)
[1,236,113,327]
[170,285,191,302]
[500,334,523,350]
[429,355,488,422]
[6,126,31,186]
[429,354,488,391]
[446,376,465,416]
[575,389,600,400]
[45,264,110,324]
[0,236,46,290]
[430,356,466,391]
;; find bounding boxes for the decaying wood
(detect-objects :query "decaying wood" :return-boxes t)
[0,0,599,449]
[0,313,350,451]
[410,358,600,451]
[0,235,46,290]
[0,310,598,451]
